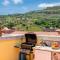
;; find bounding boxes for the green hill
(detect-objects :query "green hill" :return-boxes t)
[0,6,60,31]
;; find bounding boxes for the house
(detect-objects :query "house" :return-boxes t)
[2,27,14,34]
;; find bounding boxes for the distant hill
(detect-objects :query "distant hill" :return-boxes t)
[0,6,60,31]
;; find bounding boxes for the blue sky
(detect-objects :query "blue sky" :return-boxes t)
[0,0,60,15]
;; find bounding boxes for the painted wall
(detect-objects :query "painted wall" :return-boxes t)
[0,40,20,60]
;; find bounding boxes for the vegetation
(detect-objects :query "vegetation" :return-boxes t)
[0,6,60,31]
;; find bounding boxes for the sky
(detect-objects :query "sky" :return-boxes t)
[0,0,60,15]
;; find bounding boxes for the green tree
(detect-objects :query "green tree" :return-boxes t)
[6,22,15,29]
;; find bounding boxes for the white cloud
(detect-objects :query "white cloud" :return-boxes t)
[12,0,23,4]
[2,0,23,6]
[2,0,10,6]
[38,3,60,8]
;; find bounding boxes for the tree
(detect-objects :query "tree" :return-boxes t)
[6,22,15,29]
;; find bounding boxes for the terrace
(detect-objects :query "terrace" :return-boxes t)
[0,31,60,60]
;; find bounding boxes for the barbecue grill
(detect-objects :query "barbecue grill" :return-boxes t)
[19,32,37,60]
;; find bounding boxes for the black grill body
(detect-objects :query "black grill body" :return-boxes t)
[19,33,37,60]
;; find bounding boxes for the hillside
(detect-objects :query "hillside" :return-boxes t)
[0,6,60,31]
